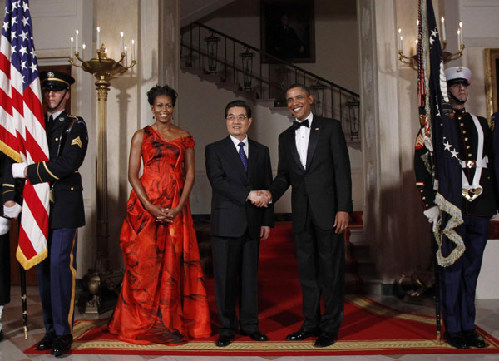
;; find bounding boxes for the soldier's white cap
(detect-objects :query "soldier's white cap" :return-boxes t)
[445,66,472,86]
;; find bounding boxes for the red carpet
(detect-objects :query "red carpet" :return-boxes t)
[25,222,499,356]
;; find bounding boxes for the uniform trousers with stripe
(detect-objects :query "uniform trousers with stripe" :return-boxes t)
[37,228,77,336]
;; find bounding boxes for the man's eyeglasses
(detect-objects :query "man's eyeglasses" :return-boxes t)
[226,115,248,121]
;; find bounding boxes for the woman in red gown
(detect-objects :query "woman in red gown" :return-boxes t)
[108,85,211,344]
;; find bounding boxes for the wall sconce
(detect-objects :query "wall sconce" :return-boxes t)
[347,100,360,141]
[310,82,325,117]
[398,18,464,69]
[240,48,254,91]
[205,32,220,73]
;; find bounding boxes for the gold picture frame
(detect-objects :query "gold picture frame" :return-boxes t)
[485,48,499,121]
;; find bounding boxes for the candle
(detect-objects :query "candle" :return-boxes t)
[120,32,124,53]
[457,29,462,50]
[82,43,86,58]
[397,28,402,52]
[459,21,463,48]
[75,29,79,53]
[131,39,135,62]
[400,36,404,54]
[70,36,74,57]
[124,46,128,66]
[96,27,100,50]
[441,17,446,42]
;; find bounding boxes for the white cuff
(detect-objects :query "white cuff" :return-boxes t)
[12,162,27,178]
[0,217,9,235]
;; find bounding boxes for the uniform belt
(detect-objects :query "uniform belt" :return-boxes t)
[461,156,488,169]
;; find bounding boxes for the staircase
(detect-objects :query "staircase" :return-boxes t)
[180,22,360,142]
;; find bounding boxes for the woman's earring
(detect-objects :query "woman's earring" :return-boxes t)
[152,114,155,120]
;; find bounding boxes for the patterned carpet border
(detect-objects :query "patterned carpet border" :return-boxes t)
[25,296,499,356]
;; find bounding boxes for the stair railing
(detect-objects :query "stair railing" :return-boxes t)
[181,22,360,141]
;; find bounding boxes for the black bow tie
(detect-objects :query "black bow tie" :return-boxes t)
[294,120,309,128]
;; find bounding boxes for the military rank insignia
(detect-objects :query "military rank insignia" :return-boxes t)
[72,136,83,148]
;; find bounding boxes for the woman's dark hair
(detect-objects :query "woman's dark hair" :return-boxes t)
[146,85,178,106]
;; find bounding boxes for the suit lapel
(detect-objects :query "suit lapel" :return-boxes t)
[223,136,247,177]
[247,139,259,180]
[306,117,321,169]
[287,127,303,170]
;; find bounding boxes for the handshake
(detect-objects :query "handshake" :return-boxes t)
[248,190,272,207]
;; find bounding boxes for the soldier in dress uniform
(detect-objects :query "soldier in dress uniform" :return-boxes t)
[11,71,88,357]
[0,153,22,342]
[414,66,496,349]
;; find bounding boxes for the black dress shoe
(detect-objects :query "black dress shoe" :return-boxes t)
[463,330,487,348]
[51,334,73,357]
[444,332,469,349]
[215,335,234,347]
[314,333,336,348]
[286,328,319,341]
[240,330,268,341]
[36,333,55,351]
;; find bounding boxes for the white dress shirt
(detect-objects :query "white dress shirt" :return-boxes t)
[47,110,63,121]
[295,112,314,169]
[230,135,249,158]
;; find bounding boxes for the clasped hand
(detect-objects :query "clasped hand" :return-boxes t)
[248,190,271,207]
[150,205,178,223]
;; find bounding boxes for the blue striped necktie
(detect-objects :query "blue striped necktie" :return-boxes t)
[238,141,248,172]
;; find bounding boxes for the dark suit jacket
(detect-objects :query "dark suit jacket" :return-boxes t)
[26,112,88,229]
[206,136,274,239]
[269,116,352,232]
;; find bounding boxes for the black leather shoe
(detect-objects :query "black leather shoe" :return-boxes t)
[463,330,487,348]
[36,333,55,351]
[314,333,336,348]
[241,330,268,341]
[286,328,319,341]
[215,335,234,347]
[444,332,469,349]
[51,334,73,357]
[0,330,3,342]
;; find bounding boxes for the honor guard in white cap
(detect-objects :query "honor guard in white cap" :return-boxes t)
[414,66,496,349]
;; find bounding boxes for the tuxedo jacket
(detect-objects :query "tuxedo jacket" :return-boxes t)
[205,136,274,239]
[269,116,352,232]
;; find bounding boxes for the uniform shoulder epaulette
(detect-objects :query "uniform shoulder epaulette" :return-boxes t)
[68,115,85,124]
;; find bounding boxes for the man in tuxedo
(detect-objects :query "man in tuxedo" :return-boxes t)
[205,100,274,347]
[11,71,88,357]
[262,84,352,348]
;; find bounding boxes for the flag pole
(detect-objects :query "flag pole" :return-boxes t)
[19,264,28,339]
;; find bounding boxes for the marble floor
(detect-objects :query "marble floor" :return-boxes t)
[1,286,498,361]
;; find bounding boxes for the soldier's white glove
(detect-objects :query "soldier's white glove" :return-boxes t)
[3,203,22,219]
[0,216,9,235]
[12,162,27,178]
[423,206,440,233]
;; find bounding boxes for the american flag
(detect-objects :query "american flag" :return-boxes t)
[0,0,49,270]
[418,0,464,267]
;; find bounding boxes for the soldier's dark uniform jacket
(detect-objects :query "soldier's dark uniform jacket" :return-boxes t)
[25,111,88,229]
[414,109,498,216]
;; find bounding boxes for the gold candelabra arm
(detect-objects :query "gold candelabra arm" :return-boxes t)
[443,44,465,63]
[398,50,417,69]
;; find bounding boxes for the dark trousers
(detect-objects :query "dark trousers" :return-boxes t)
[212,233,260,337]
[0,232,10,305]
[441,215,488,333]
[37,228,77,336]
[294,202,345,334]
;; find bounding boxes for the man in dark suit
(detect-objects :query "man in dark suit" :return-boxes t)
[205,100,274,347]
[11,71,88,357]
[415,67,494,349]
[261,84,352,348]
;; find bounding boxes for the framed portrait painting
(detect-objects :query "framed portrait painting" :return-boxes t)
[485,48,499,121]
[260,0,315,63]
